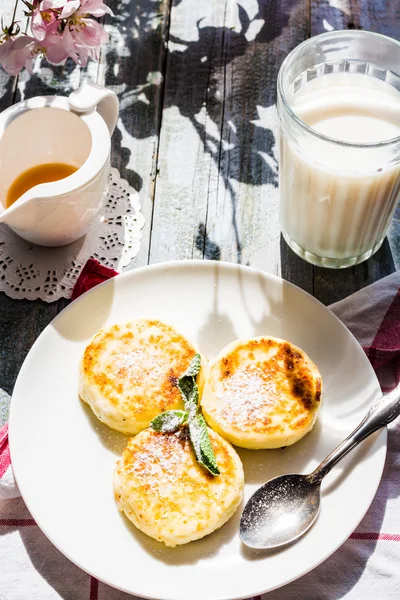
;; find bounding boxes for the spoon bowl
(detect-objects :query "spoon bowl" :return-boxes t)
[240,474,320,550]
[240,384,400,550]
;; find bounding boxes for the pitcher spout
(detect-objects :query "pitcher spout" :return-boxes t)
[0,188,39,229]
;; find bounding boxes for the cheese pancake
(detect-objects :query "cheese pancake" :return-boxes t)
[201,336,322,449]
[79,320,204,435]
[114,428,244,547]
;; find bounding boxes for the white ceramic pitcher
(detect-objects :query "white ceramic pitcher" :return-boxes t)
[0,83,119,246]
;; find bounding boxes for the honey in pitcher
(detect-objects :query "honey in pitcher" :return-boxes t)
[5,163,78,208]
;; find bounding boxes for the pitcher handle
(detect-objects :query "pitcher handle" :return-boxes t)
[68,83,119,135]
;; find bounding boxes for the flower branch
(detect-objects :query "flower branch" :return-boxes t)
[0,0,112,76]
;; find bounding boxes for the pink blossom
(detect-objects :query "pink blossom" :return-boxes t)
[59,0,81,19]
[62,17,108,66]
[0,38,13,63]
[0,36,36,76]
[42,0,112,67]
[40,0,68,8]
[0,29,68,75]
[32,8,57,42]
[0,0,112,74]
[41,27,69,64]
[31,1,71,41]
[61,0,113,19]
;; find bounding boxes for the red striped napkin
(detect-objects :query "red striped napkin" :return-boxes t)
[71,258,119,301]
[1,270,400,599]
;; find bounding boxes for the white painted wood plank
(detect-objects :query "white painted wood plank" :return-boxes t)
[149,0,312,287]
[149,0,228,264]
[212,0,309,271]
[102,0,170,269]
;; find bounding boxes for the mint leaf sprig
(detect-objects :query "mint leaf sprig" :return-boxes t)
[150,409,188,433]
[150,354,220,476]
[189,413,220,475]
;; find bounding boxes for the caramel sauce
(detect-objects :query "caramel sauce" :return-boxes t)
[5,163,78,208]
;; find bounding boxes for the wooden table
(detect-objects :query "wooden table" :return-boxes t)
[1,0,400,409]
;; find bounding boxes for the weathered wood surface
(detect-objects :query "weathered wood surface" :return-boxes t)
[1,0,400,399]
[150,0,309,275]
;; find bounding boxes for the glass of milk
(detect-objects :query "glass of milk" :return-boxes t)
[277,30,400,268]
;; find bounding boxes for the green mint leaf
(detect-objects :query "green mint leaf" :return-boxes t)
[178,376,198,419]
[189,414,220,476]
[150,410,188,433]
[176,354,219,475]
[177,354,201,420]
[182,353,201,378]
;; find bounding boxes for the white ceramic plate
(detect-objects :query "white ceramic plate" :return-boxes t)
[9,261,386,600]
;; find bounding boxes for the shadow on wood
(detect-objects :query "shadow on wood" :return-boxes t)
[313,238,396,306]
[280,233,396,306]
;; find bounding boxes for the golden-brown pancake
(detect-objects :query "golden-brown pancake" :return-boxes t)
[79,319,204,434]
[201,336,322,449]
[114,428,244,546]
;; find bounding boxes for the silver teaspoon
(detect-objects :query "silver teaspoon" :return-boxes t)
[239,384,400,550]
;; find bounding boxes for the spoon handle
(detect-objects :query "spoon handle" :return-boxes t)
[308,384,400,484]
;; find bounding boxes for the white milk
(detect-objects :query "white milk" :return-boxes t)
[280,72,400,262]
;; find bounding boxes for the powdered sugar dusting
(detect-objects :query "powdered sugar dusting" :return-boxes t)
[127,433,187,497]
[113,347,166,383]
[158,412,181,430]
[217,364,280,428]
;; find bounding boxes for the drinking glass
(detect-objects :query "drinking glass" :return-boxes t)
[277,30,400,268]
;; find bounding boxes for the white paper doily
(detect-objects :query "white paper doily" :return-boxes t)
[0,168,145,302]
